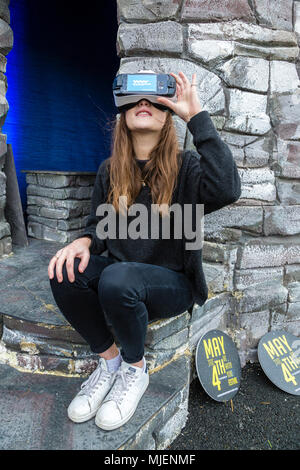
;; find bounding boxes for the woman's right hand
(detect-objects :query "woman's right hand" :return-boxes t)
[48,236,92,283]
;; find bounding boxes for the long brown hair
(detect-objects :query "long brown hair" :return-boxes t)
[106,111,182,218]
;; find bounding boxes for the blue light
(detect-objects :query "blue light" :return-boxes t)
[3,0,119,210]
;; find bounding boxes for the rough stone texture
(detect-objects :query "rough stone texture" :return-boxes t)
[117,0,182,23]
[112,0,300,371]
[0,5,11,258]
[25,171,96,243]
[181,0,255,23]
[253,0,294,31]
[118,21,183,56]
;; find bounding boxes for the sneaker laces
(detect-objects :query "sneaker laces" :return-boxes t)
[79,361,112,398]
[106,368,137,405]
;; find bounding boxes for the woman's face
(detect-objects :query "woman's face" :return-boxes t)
[125,99,168,132]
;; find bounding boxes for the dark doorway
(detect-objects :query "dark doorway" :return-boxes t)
[3,0,120,210]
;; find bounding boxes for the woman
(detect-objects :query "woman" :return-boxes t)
[48,71,241,431]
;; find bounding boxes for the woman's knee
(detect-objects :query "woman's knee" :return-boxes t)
[50,257,84,288]
[98,262,141,304]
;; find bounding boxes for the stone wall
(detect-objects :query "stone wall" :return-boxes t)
[0,0,12,257]
[116,0,300,364]
[25,171,95,243]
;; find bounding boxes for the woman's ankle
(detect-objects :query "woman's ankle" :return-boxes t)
[99,343,120,361]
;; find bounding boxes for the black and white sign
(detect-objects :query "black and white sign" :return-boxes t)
[258,331,300,396]
[196,330,241,402]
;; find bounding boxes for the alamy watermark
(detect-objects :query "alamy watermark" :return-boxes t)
[95,196,204,250]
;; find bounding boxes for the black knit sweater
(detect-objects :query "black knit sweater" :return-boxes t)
[79,110,242,308]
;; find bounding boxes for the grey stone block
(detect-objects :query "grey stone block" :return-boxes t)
[57,217,88,231]
[269,89,300,141]
[39,206,73,220]
[224,88,271,135]
[0,18,12,55]
[203,261,227,293]
[1,325,94,359]
[36,174,77,188]
[254,0,294,31]
[270,303,289,329]
[204,205,263,236]
[181,0,254,22]
[118,21,183,56]
[145,311,190,347]
[235,266,284,290]
[285,264,300,283]
[277,180,300,205]
[286,302,300,322]
[0,170,5,196]
[27,196,91,216]
[28,214,87,231]
[236,279,288,313]
[187,20,297,46]
[217,56,269,92]
[274,140,300,179]
[0,220,10,238]
[287,282,300,302]
[27,184,93,200]
[239,309,270,348]
[0,0,9,24]
[28,214,58,229]
[149,327,189,351]
[264,205,300,236]
[27,221,85,243]
[236,236,300,269]
[117,0,182,22]
[25,173,37,185]
[0,235,11,255]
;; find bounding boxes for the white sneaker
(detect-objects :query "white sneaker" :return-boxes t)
[95,359,149,430]
[67,358,118,423]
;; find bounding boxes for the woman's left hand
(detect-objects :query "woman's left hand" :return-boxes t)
[156,71,203,123]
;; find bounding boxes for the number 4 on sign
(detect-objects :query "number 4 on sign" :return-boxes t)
[212,365,221,391]
[282,362,297,386]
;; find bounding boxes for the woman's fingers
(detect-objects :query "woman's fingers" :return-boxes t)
[156,96,176,111]
[65,256,75,283]
[170,71,197,100]
[78,250,90,274]
[48,255,57,280]
[178,71,189,87]
[55,252,67,283]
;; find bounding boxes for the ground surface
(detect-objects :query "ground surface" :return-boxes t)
[169,362,299,451]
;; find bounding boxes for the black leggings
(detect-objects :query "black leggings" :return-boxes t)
[49,254,194,364]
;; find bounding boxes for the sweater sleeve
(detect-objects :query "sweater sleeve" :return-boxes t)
[79,160,108,255]
[186,110,241,215]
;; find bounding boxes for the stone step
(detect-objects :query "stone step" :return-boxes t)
[0,355,190,450]
[0,238,194,449]
[0,238,192,376]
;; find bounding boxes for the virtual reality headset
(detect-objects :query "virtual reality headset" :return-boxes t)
[112,70,177,115]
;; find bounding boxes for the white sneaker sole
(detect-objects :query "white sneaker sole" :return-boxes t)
[95,376,149,431]
[67,378,117,424]
[68,407,99,424]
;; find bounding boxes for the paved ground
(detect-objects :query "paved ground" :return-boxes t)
[169,362,299,451]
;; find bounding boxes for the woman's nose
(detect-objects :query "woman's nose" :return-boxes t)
[137,99,151,106]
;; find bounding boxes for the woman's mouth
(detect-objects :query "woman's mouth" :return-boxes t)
[136,110,152,117]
